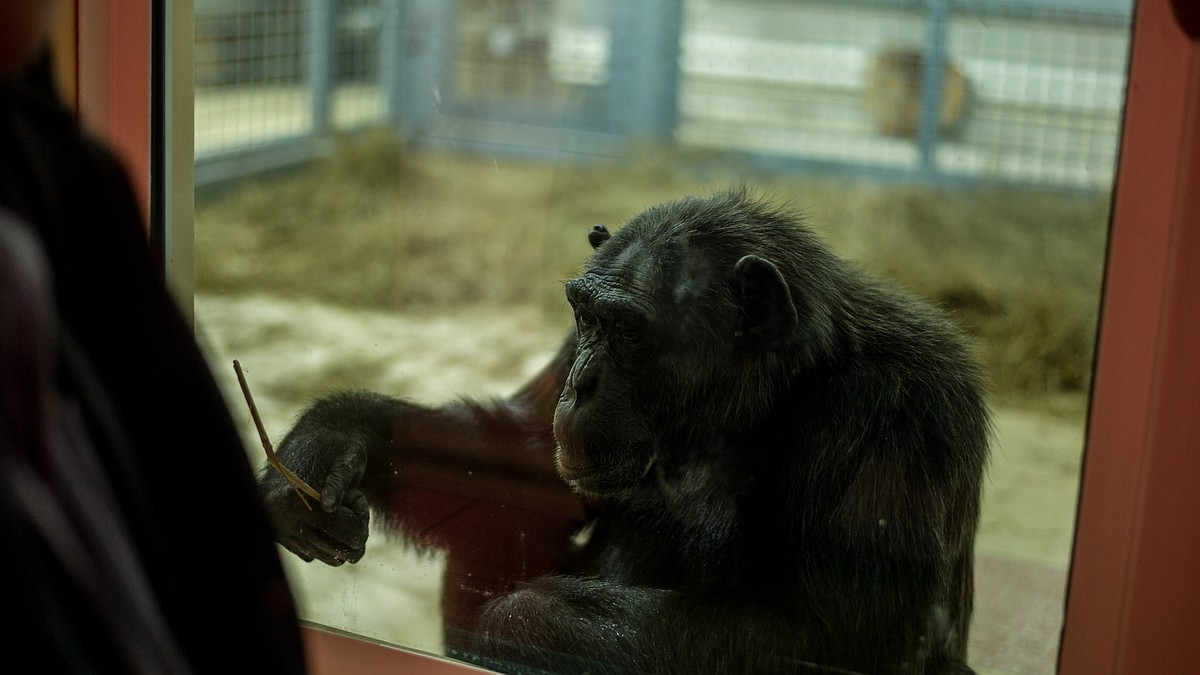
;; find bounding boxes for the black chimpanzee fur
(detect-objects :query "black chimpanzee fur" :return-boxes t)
[258,189,991,674]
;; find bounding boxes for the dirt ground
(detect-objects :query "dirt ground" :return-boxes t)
[196,291,1088,675]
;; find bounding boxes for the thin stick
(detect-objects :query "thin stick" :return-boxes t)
[233,360,320,509]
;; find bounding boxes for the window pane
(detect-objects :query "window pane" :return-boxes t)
[192,1,1130,672]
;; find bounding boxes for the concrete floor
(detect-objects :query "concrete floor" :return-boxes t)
[971,407,1085,675]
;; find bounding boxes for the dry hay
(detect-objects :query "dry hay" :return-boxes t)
[196,132,1109,406]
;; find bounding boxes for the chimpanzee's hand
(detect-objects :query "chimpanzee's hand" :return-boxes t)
[261,475,369,566]
[258,391,395,565]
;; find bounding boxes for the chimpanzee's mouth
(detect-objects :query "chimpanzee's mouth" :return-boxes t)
[555,452,644,497]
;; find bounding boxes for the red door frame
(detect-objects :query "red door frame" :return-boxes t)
[75,0,152,221]
[1057,0,1200,672]
[68,0,1200,672]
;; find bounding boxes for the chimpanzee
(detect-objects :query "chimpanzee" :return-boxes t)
[258,189,991,674]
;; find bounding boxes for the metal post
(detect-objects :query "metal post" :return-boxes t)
[151,0,196,324]
[397,0,449,139]
[380,0,404,126]
[610,0,683,142]
[917,0,951,178]
[308,0,334,134]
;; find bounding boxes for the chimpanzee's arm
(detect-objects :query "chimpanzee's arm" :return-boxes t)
[257,331,584,566]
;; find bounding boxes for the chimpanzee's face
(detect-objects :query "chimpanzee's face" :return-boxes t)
[552,219,742,500]
[554,235,666,499]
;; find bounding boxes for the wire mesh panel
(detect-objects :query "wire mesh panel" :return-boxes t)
[193,0,1133,191]
[676,0,1132,190]
[678,0,929,172]
[454,0,568,106]
[403,0,622,157]
[195,0,309,156]
[330,0,388,129]
[194,0,388,173]
[941,1,1131,188]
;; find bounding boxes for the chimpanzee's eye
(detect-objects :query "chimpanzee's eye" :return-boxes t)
[614,320,640,344]
[575,309,597,331]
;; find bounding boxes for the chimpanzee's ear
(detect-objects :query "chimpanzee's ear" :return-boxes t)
[731,255,798,349]
[588,224,611,249]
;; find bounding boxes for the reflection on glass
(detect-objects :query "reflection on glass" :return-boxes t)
[193,0,1128,673]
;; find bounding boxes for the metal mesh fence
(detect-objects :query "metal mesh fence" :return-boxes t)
[941,2,1129,186]
[194,1,307,155]
[678,1,929,172]
[676,0,1131,189]
[194,0,387,163]
[193,0,1132,191]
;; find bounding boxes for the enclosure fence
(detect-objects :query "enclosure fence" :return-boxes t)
[194,0,1133,191]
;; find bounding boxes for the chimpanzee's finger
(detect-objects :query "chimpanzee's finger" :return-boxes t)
[322,443,367,512]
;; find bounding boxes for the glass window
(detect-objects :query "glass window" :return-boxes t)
[191,1,1132,672]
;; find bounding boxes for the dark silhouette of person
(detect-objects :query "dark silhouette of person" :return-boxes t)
[0,3,307,672]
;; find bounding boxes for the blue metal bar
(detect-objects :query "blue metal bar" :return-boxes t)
[609,0,683,142]
[380,0,404,126]
[916,0,950,176]
[397,0,450,138]
[307,0,334,134]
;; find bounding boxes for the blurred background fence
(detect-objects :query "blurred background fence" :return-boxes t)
[194,0,1133,191]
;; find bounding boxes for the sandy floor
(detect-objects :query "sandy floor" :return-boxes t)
[197,292,1086,675]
